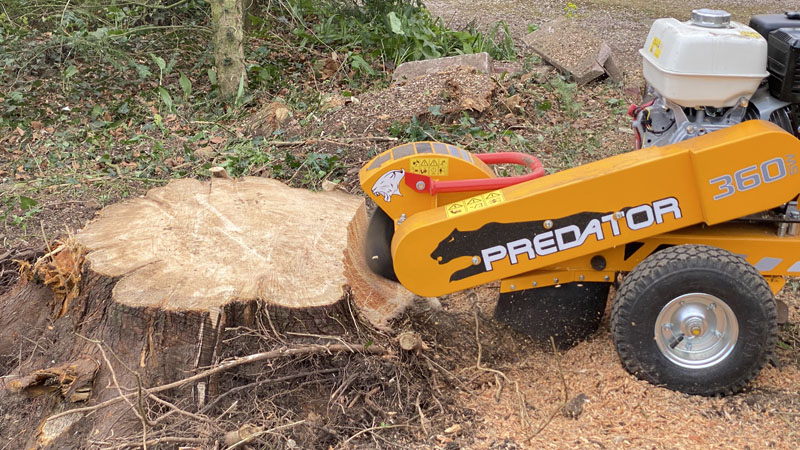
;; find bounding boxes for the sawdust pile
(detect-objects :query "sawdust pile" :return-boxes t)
[319,66,496,135]
[432,286,800,449]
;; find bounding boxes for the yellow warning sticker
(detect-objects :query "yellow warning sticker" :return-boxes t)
[445,190,505,218]
[649,36,662,58]
[445,202,466,217]
[739,30,762,39]
[482,191,504,206]
[410,157,449,176]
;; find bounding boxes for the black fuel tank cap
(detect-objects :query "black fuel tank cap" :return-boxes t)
[786,11,800,20]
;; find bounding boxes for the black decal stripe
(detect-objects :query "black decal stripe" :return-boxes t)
[432,210,625,282]
[624,242,645,261]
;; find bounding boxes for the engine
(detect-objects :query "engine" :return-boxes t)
[632,9,800,149]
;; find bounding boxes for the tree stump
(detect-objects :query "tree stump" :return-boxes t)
[0,177,413,449]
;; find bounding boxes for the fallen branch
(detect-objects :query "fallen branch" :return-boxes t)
[225,420,306,450]
[46,343,387,423]
[338,424,411,448]
[107,436,207,449]
[260,136,399,148]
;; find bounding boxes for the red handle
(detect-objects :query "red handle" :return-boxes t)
[405,152,545,195]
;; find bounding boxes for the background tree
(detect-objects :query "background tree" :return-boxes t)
[211,0,247,101]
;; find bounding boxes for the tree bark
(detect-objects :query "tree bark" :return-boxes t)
[211,0,246,100]
[0,177,413,448]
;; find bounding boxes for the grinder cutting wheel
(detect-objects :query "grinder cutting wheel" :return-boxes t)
[360,9,800,396]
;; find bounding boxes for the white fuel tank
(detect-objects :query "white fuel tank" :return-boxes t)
[640,9,768,108]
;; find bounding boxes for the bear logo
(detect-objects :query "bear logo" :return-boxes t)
[371,169,405,202]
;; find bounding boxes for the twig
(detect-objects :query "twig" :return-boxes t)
[473,310,510,383]
[116,25,209,37]
[77,334,152,448]
[473,310,528,426]
[147,393,221,429]
[46,343,387,422]
[199,368,340,415]
[339,424,411,448]
[421,353,476,397]
[121,0,190,10]
[258,136,398,148]
[525,404,563,440]
[551,336,569,403]
[109,436,206,449]
[225,420,306,450]
[525,337,569,441]
[415,391,429,436]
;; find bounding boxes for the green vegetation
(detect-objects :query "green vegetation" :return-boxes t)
[1,0,627,244]
[283,0,516,69]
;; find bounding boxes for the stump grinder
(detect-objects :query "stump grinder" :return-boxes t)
[360,9,800,395]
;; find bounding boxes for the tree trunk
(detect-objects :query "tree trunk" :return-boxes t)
[211,0,246,100]
[0,177,413,448]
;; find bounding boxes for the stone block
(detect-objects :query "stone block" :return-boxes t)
[523,18,623,85]
[392,52,491,83]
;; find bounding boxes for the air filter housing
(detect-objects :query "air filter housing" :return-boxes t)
[768,28,800,103]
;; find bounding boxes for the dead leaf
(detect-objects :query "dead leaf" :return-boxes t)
[444,424,462,434]
[31,121,44,130]
[273,104,290,124]
[504,94,523,110]
[210,136,225,145]
[320,94,346,112]
[460,96,490,112]
[194,146,214,159]
[320,58,340,80]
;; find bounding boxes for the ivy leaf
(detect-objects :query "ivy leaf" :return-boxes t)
[19,196,37,211]
[179,72,192,101]
[64,65,78,80]
[387,12,405,35]
[158,87,174,113]
[150,53,166,72]
[349,54,376,76]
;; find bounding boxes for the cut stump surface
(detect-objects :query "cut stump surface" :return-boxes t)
[76,177,412,320]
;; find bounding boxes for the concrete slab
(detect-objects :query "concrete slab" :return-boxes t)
[392,52,491,83]
[523,18,623,85]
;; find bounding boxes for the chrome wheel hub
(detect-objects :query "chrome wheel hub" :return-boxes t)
[654,293,738,369]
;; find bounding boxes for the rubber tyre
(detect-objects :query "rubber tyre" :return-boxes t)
[364,208,398,281]
[611,245,778,396]
[495,282,610,350]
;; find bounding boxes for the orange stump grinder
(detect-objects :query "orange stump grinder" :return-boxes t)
[360,9,800,395]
